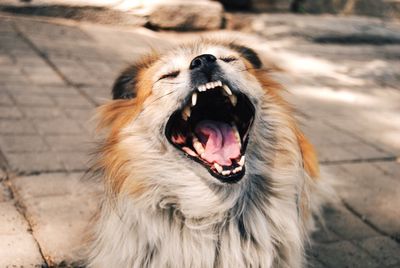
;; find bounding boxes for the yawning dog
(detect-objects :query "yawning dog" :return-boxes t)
[87,40,323,268]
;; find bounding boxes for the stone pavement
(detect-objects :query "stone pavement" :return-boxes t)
[0,12,399,267]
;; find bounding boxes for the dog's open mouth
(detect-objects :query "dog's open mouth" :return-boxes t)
[165,80,255,183]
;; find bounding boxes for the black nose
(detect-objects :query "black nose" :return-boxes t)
[189,54,217,70]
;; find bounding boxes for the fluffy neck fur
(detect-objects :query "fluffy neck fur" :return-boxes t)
[89,176,305,268]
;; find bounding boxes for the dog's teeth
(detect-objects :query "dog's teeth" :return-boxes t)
[223,85,232,96]
[206,83,212,89]
[198,85,206,92]
[214,163,223,173]
[222,170,231,176]
[182,147,197,157]
[191,92,197,106]
[229,94,237,106]
[182,106,191,121]
[238,156,245,166]
[193,137,205,155]
[217,81,222,87]
[233,166,242,174]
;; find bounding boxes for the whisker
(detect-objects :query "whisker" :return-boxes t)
[127,90,176,124]
[160,82,183,85]
[141,90,176,113]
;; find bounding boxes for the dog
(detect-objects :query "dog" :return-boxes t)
[87,39,323,268]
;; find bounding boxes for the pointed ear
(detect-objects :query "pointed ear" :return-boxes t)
[229,44,262,69]
[112,65,139,100]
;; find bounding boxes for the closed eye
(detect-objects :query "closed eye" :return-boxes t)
[220,56,237,63]
[159,70,180,80]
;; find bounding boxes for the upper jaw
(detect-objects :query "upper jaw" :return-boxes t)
[165,79,255,184]
[186,80,238,118]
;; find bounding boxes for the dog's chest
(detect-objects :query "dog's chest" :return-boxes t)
[117,207,275,268]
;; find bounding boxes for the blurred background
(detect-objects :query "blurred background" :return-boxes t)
[0,0,399,267]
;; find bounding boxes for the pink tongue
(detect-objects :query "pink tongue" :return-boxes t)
[195,120,240,166]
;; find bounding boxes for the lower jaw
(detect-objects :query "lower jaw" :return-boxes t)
[209,166,246,183]
[179,153,247,183]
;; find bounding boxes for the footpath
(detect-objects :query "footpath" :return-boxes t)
[0,12,399,267]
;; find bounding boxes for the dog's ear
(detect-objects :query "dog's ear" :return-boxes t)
[112,53,159,100]
[112,65,139,100]
[229,44,262,69]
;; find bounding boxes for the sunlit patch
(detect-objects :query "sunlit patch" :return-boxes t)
[292,86,376,105]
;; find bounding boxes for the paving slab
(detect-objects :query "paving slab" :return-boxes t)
[319,203,379,240]
[332,162,400,237]
[0,201,44,267]
[356,236,400,267]
[11,172,103,266]
[5,152,65,173]
[312,241,381,268]
[0,135,49,153]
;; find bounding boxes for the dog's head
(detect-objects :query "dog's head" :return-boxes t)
[95,40,318,217]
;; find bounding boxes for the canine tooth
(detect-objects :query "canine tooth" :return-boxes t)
[238,156,245,166]
[229,94,237,106]
[214,163,223,173]
[222,170,231,176]
[223,85,232,96]
[233,124,240,143]
[198,85,206,92]
[182,106,191,120]
[193,137,205,155]
[191,92,197,106]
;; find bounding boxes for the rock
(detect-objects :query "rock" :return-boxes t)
[147,0,224,31]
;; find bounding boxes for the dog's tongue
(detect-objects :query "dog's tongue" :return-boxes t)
[195,120,240,166]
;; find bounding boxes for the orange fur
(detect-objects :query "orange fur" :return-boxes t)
[296,130,320,180]
[95,61,156,195]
